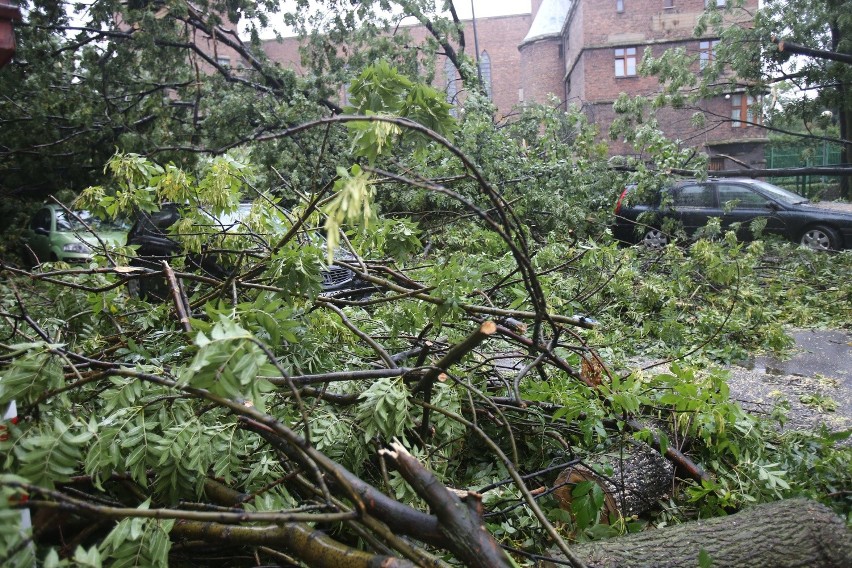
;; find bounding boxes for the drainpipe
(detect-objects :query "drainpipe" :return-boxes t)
[470,0,481,84]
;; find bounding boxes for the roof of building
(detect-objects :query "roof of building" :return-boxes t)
[521,0,571,45]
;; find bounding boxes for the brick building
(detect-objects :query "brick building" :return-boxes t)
[259,1,765,167]
[262,12,534,122]
[532,0,766,169]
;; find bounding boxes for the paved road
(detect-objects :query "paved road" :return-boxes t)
[728,329,852,435]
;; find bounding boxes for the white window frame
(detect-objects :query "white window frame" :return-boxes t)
[615,47,637,77]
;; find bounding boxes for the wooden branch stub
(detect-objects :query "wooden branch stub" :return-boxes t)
[413,320,497,394]
[625,419,709,482]
[415,321,497,440]
[553,444,674,521]
[772,35,852,65]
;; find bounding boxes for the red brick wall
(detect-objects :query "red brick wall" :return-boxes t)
[262,14,532,119]
[582,42,681,102]
[567,0,761,155]
[378,14,533,118]
[256,1,765,159]
[260,36,304,72]
[0,0,21,67]
[519,39,565,107]
[588,94,766,157]
[571,0,760,103]
[581,0,757,45]
[467,15,533,117]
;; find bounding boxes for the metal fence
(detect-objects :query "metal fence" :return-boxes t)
[765,142,842,198]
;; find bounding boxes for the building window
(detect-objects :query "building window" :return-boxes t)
[616,0,624,13]
[699,40,719,70]
[731,94,759,127]
[705,0,726,7]
[615,47,637,77]
[479,50,492,100]
[216,56,231,67]
[664,0,674,8]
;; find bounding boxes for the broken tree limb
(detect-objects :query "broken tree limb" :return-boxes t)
[772,36,852,65]
[413,320,498,394]
[335,261,599,329]
[485,319,585,384]
[624,418,709,483]
[553,443,674,520]
[415,320,497,440]
[244,422,447,547]
[546,498,852,568]
[380,441,515,568]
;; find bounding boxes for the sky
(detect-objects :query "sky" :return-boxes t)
[264,1,532,38]
[448,0,531,19]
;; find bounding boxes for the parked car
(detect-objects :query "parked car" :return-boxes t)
[22,204,128,264]
[127,202,373,300]
[612,178,852,250]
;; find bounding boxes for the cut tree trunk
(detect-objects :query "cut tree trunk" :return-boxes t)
[546,498,852,568]
[553,442,674,520]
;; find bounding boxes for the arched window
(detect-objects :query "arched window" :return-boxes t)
[445,58,458,115]
[479,50,492,99]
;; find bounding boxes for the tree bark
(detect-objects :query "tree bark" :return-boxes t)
[553,442,674,520]
[546,498,852,568]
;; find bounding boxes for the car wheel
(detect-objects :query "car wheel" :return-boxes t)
[800,225,840,251]
[639,229,668,249]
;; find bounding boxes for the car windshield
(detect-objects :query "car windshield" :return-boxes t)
[56,210,130,232]
[200,203,269,229]
[747,180,808,205]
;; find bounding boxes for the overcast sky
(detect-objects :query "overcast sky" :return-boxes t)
[449,1,531,19]
[264,1,532,38]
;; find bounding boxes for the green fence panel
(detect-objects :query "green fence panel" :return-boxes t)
[766,142,842,198]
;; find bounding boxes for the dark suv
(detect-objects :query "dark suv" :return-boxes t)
[127,203,372,299]
[613,178,852,250]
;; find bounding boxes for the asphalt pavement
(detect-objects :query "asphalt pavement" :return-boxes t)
[728,329,852,435]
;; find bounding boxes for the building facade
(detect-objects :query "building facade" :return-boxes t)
[258,1,765,168]
[522,0,765,169]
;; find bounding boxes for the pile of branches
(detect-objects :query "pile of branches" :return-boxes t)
[1,118,717,568]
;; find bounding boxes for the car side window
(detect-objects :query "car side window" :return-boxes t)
[718,184,769,209]
[30,209,52,231]
[673,184,714,207]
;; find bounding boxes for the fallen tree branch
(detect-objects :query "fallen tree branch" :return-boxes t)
[171,520,416,568]
[549,498,852,568]
[772,36,852,65]
[380,441,516,568]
